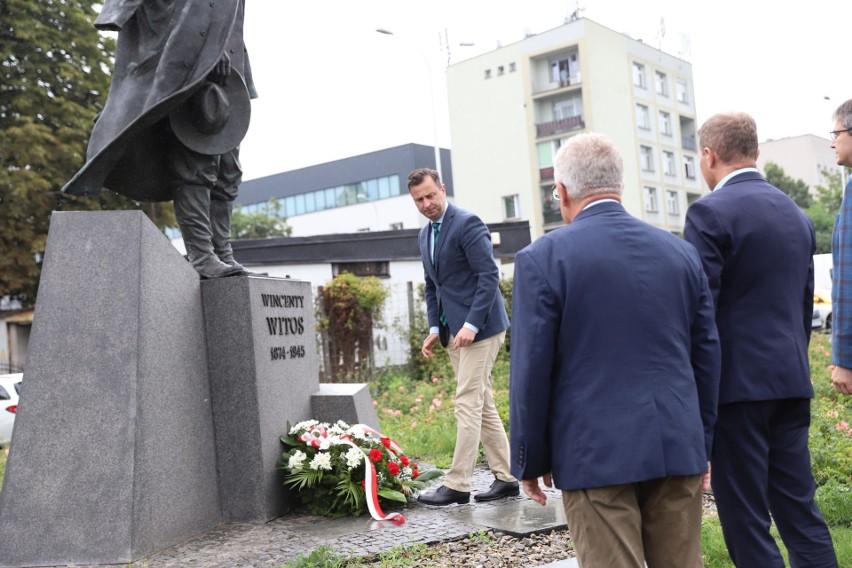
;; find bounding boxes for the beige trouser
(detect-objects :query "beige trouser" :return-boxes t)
[443,331,515,493]
[562,475,704,568]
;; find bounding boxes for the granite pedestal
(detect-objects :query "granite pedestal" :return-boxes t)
[312,383,380,431]
[0,212,221,566]
[0,212,377,566]
[202,276,319,522]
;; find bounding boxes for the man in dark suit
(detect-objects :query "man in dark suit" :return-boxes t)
[685,112,837,567]
[510,133,721,566]
[408,168,518,506]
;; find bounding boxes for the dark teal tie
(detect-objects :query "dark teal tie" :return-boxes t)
[431,222,440,265]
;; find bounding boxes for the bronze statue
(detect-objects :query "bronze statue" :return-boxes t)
[63,0,259,279]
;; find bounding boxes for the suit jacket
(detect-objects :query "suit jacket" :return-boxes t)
[684,171,815,405]
[509,202,721,491]
[419,202,509,344]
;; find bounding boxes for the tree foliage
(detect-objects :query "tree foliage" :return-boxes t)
[0,0,176,307]
[806,168,846,254]
[764,161,812,209]
[317,273,388,382]
[231,198,291,239]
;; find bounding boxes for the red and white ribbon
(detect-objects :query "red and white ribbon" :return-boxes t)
[341,424,406,525]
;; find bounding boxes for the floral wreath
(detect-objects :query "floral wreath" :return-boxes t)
[281,420,442,523]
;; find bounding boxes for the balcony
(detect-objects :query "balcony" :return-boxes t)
[536,115,585,138]
[682,137,697,151]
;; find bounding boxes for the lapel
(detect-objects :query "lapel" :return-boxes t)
[420,224,438,282]
[433,203,456,273]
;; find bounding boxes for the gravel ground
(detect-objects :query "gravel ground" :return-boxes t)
[373,493,718,568]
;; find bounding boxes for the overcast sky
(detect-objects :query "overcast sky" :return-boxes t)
[238,1,851,181]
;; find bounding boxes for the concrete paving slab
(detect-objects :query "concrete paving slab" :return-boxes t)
[442,493,566,537]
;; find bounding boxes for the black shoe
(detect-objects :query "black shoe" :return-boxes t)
[417,485,470,506]
[474,478,519,502]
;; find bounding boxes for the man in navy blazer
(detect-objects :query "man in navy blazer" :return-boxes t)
[408,168,517,506]
[685,112,837,567]
[510,133,721,566]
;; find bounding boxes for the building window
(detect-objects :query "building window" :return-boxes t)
[655,71,668,97]
[684,156,696,179]
[659,111,672,136]
[509,62,517,72]
[554,97,580,120]
[644,187,659,212]
[497,65,505,76]
[503,194,520,219]
[676,78,689,103]
[632,62,647,89]
[245,174,401,219]
[550,54,580,86]
[333,261,390,278]
[666,190,680,216]
[636,104,651,130]
[663,151,676,176]
[390,222,403,230]
[485,69,492,79]
[640,146,654,171]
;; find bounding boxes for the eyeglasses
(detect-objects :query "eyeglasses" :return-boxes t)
[830,128,852,141]
[552,185,560,201]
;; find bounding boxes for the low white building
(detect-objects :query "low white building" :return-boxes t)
[757,134,844,193]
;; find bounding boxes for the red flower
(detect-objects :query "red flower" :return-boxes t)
[412,470,419,479]
[381,437,391,448]
[387,462,401,476]
[369,448,383,462]
[400,455,410,466]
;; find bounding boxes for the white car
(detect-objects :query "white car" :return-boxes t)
[812,290,832,332]
[0,373,22,447]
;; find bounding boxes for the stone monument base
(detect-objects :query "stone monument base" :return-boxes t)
[0,211,379,567]
[0,212,221,566]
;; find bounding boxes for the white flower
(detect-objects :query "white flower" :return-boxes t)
[319,435,341,450]
[347,425,368,440]
[328,425,345,437]
[288,450,307,470]
[309,452,333,471]
[344,447,363,469]
[336,420,351,430]
[290,420,318,435]
[402,466,413,479]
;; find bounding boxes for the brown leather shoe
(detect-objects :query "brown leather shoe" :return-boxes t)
[474,478,519,502]
[417,485,470,506]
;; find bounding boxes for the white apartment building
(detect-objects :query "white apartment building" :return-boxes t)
[446,18,706,238]
[757,134,844,194]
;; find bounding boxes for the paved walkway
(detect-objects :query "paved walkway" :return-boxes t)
[128,467,573,567]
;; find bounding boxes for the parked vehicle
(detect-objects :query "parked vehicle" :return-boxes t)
[0,373,22,447]
[813,289,832,332]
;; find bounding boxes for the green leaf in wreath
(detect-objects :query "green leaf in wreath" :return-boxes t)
[377,488,407,503]
[416,469,445,482]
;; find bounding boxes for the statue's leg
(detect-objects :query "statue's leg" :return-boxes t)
[210,147,265,276]
[210,199,264,275]
[174,185,243,279]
